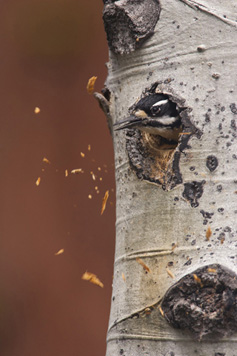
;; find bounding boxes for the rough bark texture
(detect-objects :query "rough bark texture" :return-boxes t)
[99,0,237,355]
[103,0,161,54]
[161,264,237,340]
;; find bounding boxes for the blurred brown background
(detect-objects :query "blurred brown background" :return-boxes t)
[0,1,115,355]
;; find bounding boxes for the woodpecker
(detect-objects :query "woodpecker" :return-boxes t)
[114,94,182,142]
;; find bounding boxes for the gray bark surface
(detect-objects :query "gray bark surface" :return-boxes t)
[103,0,237,355]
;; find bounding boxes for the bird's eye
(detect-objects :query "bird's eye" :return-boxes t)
[151,105,161,116]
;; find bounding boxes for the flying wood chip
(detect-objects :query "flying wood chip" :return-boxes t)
[87,76,97,94]
[55,249,64,255]
[71,168,83,174]
[101,190,109,215]
[35,177,41,186]
[82,271,104,288]
[43,157,51,164]
[90,171,96,180]
[34,107,40,114]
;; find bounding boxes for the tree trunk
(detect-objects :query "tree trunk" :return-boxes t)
[97,0,237,355]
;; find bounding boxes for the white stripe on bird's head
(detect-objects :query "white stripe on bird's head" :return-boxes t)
[151,99,168,107]
[155,116,178,125]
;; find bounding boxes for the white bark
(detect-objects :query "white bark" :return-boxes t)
[104,0,237,355]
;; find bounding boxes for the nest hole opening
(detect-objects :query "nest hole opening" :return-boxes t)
[125,83,200,190]
[142,131,180,173]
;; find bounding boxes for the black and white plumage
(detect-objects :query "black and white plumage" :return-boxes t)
[114,94,182,142]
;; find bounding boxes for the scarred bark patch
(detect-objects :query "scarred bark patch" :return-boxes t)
[182,180,206,207]
[206,155,218,172]
[161,264,237,340]
[103,0,161,55]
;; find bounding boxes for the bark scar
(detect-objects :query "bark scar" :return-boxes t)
[161,264,237,340]
[103,0,161,54]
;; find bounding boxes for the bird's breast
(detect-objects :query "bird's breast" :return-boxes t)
[139,125,182,141]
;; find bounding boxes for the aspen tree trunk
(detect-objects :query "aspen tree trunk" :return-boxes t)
[97,1,237,355]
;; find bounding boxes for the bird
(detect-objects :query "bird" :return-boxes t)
[114,93,182,142]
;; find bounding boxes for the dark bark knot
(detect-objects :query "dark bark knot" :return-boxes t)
[117,81,201,191]
[182,180,205,208]
[206,155,218,172]
[102,0,161,55]
[161,264,237,340]
[230,103,237,115]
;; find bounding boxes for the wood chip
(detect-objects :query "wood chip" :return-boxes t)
[101,190,109,215]
[65,169,68,177]
[88,144,91,151]
[90,172,96,180]
[88,194,92,199]
[179,132,191,135]
[136,258,151,273]
[71,168,83,174]
[34,107,40,114]
[35,177,41,186]
[82,271,104,288]
[144,307,152,315]
[80,152,85,158]
[206,226,212,240]
[122,273,126,281]
[159,306,164,317]
[43,157,51,164]
[193,273,203,287]
[166,268,174,279]
[86,76,97,94]
[55,249,64,256]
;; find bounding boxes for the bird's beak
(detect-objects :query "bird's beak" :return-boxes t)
[114,114,146,131]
